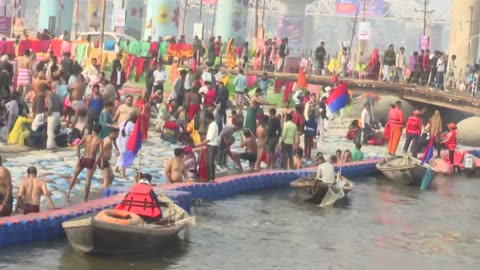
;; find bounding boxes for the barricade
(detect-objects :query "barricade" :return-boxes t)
[0,159,385,248]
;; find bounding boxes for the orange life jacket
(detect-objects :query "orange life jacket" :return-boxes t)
[388,108,404,128]
[406,116,421,135]
[445,130,457,150]
[115,183,161,219]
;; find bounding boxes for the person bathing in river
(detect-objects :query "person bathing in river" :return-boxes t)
[67,124,104,202]
[294,148,303,169]
[164,148,190,184]
[16,166,56,214]
[100,128,119,190]
[315,155,336,184]
[0,156,13,217]
[116,173,164,223]
[234,129,258,171]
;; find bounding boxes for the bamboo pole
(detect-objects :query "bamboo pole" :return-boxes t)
[99,0,107,71]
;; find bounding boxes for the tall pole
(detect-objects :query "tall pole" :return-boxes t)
[199,0,203,22]
[99,0,107,70]
[262,0,266,28]
[182,0,188,35]
[423,0,428,35]
[254,0,259,38]
[468,6,474,64]
[211,2,217,37]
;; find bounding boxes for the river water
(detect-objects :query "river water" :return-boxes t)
[0,175,479,270]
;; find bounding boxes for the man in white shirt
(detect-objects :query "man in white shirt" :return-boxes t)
[360,103,372,143]
[445,54,456,90]
[395,47,406,83]
[198,111,219,182]
[315,155,336,184]
[153,64,167,102]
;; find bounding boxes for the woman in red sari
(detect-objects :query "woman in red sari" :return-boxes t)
[365,48,381,80]
[134,94,151,142]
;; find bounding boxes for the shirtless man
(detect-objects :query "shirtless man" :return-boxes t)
[234,129,258,171]
[0,157,13,217]
[113,95,139,125]
[255,115,269,171]
[16,166,56,214]
[164,148,190,184]
[31,70,50,131]
[17,49,33,100]
[99,128,119,190]
[66,124,104,201]
[68,74,87,111]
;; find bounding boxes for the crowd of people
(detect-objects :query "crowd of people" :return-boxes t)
[0,32,464,217]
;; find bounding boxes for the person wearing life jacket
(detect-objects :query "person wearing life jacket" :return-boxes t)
[387,101,405,155]
[442,123,457,165]
[402,110,422,158]
[115,173,163,222]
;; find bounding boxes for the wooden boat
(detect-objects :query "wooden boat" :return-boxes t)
[290,174,354,204]
[376,155,438,186]
[62,193,194,255]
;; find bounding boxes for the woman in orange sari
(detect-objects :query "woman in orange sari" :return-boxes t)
[226,38,236,69]
[134,94,151,142]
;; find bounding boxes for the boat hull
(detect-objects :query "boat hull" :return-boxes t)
[63,216,188,255]
[290,176,353,204]
[376,156,438,186]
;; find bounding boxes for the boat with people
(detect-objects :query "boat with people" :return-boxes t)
[290,174,354,205]
[62,193,194,255]
[376,155,439,186]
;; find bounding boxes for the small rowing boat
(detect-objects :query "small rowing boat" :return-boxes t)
[290,174,354,204]
[62,193,194,255]
[376,155,438,186]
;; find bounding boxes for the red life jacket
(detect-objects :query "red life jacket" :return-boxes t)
[406,116,421,135]
[445,130,457,150]
[115,183,161,219]
[388,108,404,128]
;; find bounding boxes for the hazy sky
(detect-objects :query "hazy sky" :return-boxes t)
[429,0,451,16]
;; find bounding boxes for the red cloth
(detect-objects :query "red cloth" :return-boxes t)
[246,75,257,88]
[134,98,150,142]
[0,41,14,56]
[149,42,159,56]
[292,112,305,130]
[30,40,41,53]
[135,58,146,82]
[423,54,431,72]
[188,104,201,121]
[198,147,208,182]
[383,122,391,140]
[50,39,62,57]
[297,69,308,89]
[406,116,422,135]
[274,79,285,93]
[204,89,217,107]
[39,40,51,53]
[123,55,136,79]
[283,81,294,103]
[18,40,31,56]
[115,183,161,218]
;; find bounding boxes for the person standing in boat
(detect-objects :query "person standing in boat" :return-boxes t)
[425,110,443,158]
[315,155,336,184]
[16,166,56,214]
[403,110,422,158]
[387,101,405,156]
[116,173,163,223]
[442,123,458,165]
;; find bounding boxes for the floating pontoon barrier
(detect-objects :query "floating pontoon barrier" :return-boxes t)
[0,159,380,248]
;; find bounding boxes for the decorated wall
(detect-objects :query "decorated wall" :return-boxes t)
[214,0,249,44]
[144,0,180,41]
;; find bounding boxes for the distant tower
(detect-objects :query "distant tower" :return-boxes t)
[449,0,480,70]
